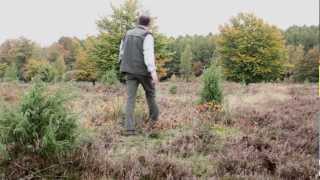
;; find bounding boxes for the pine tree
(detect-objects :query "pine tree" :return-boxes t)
[285,45,304,78]
[201,63,223,104]
[3,63,18,81]
[180,45,193,81]
[293,47,319,82]
[53,55,67,80]
[0,82,79,157]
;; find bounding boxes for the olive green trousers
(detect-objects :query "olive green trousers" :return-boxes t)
[124,73,159,131]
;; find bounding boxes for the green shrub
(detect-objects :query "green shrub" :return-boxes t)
[76,70,97,82]
[0,82,79,158]
[200,63,223,104]
[169,85,177,94]
[74,70,97,82]
[101,69,118,85]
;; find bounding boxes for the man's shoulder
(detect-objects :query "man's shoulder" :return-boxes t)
[125,27,153,42]
[126,28,135,34]
[139,28,153,38]
[145,32,153,38]
[144,33,154,41]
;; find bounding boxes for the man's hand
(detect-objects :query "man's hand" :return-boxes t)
[151,71,159,85]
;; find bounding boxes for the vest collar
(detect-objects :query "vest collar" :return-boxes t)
[137,25,148,30]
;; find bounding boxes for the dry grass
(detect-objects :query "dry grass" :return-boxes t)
[0,79,318,179]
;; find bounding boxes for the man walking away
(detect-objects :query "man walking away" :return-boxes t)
[119,15,159,136]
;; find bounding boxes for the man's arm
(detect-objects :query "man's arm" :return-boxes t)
[119,39,124,63]
[143,34,159,84]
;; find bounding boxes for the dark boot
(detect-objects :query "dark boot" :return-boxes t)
[146,120,160,138]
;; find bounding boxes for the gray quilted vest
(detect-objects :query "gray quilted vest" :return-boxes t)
[120,25,152,76]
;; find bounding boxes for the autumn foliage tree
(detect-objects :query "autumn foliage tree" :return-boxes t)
[75,48,97,82]
[0,38,41,81]
[154,33,174,79]
[217,13,287,84]
[57,37,81,70]
[45,43,67,80]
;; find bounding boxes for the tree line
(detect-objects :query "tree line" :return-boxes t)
[0,0,318,84]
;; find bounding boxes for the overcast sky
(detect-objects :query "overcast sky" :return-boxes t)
[0,0,318,46]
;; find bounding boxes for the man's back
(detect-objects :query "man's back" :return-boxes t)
[120,26,151,76]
